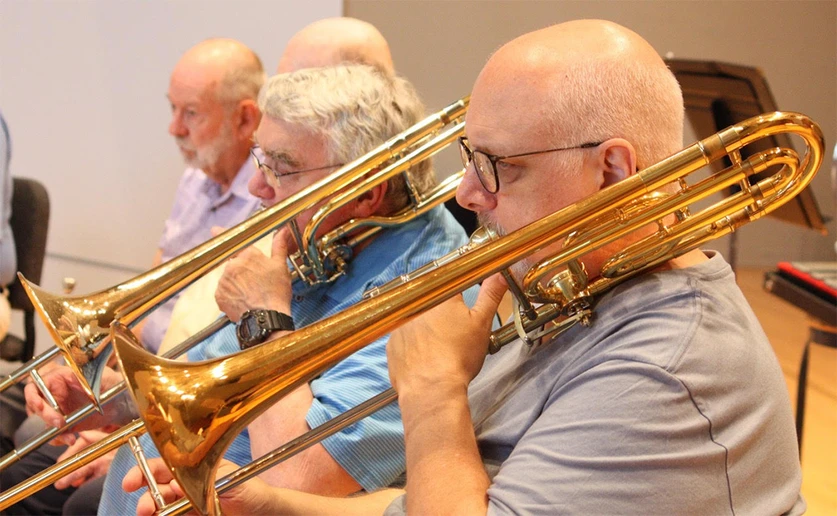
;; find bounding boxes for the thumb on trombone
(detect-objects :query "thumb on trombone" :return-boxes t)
[386,273,508,396]
[214,227,294,322]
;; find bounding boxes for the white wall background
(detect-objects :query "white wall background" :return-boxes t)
[1,0,341,354]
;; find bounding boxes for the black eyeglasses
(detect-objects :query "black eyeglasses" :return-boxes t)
[250,146,344,189]
[458,137,603,194]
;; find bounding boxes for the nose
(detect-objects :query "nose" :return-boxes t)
[169,109,187,138]
[248,167,277,204]
[456,163,496,213]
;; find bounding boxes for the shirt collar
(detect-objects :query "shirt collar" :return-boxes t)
[202,158,256,210]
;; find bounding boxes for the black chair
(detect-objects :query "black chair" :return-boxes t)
[0,177,50,362]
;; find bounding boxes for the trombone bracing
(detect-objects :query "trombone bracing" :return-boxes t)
[0,111,823,514]
[0,96,469,413]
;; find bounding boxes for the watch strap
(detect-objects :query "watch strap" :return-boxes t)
[237,309,295,350]
[264,309,295,332]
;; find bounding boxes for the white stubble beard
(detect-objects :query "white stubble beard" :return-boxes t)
[477,213,534,283]
[175,119,235,173]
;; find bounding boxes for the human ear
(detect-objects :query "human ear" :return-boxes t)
[596,138,637,189]
[353,181,388,218]
[235,100,261,141]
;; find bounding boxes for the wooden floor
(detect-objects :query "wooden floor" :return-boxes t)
[737,268,836,515]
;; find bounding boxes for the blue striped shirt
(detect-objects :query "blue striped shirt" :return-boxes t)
[98,205,474,514]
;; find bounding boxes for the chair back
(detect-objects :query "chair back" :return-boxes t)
[4,177,50,361]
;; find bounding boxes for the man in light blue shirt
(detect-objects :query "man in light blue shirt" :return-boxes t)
[95,64,472,513]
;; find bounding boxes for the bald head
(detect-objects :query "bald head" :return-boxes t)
[472,19,683,167]
[277,17,394,74]
[168,39,263,186]
[174,38,265,104]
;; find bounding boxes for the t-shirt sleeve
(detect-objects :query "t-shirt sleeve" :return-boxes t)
[485,359,734,515]
[306,335,405,491]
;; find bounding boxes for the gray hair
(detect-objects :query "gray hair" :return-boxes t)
[258,65,434,213]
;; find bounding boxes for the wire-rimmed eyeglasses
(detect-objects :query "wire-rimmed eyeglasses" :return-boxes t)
[250,146,344,189]
[458,137,603,194]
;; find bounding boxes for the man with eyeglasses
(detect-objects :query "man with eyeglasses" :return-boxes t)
[106,63,474,514]
[131,19,803,516]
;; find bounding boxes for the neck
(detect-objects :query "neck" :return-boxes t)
[206,147,249,193]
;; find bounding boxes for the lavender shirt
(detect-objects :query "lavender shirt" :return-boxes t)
[139,159,260,352]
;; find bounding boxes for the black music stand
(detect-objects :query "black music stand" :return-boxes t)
[666,59,827,270]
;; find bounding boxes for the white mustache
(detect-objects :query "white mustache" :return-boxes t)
[175,137,195,152]
[477,214,507,237]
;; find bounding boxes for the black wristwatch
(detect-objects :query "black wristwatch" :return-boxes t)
[236,309,295,350]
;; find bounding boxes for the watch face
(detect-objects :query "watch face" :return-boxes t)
[236,311,269,348]
[236,309,293,350]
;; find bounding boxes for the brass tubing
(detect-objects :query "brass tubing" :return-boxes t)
[303,122,466,275]
[0,381,126,472]
[17,96,470,408]
[0,420,145,509]
[0,317,230,472]
[0,346,61,392]
[158,388,399,516]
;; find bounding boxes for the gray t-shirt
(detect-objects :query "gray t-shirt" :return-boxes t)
[387,251,804,515]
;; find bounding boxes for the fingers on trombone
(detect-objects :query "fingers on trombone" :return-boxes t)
[271,226,292,260]
[49,432,77,448]
[136,482,184,516]
[23,382,64,429]
[475,273,510,318]
[128,460,184,516]
[123,457,173,493]
[29,369,61,413]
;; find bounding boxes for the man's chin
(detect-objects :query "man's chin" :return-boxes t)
[178,148,197,165]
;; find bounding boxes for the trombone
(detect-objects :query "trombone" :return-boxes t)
[0,97,468,473]
[0,111,823,514]
[0,96,469,411]
[110,111,821,515]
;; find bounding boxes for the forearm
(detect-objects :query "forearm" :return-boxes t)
[261,486,403,516]
[248,383,361,495]
[401,384,489,514]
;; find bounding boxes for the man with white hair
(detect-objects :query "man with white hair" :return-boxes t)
[0,38,263,516]
[30,64,473,514]
[139,37,264,352]
[132,19,804,515]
